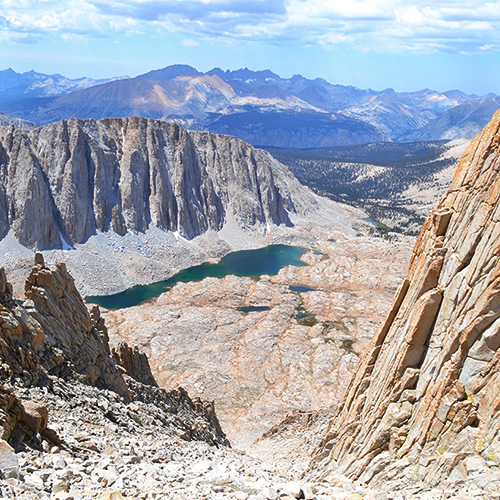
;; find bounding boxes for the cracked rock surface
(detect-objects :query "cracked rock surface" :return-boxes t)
[310,108,500,494]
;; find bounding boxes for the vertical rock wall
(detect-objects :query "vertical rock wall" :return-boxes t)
[0,117,294,250]
[311,109,500,490]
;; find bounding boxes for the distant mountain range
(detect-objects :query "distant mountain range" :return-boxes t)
[0,68,124,99]
[0,65,498,148]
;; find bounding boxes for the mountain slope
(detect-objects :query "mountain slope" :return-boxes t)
[0,253,230,497]
[341,88,467,139]
[14,74,239,125]
[310,110,500,493]
[0,67,122,100]
[267,139,470,235]
[404,96,500,141]
[14,69,387,148]
[207,109,385,148]
[0,254,227,445]
[0,111,37,129]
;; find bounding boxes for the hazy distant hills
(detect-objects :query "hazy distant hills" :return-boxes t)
[0,68,126,130]
[0,65,498,148]
[0,68,124,100]
[403,96,500,141]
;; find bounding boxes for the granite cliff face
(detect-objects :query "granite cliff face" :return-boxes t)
[311,110,500,492]
[0,117,294,250]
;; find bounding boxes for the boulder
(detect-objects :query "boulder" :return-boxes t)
[20,400,48,434]
[0,440,19,479]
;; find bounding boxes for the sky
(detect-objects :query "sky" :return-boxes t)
[0,0,500,94]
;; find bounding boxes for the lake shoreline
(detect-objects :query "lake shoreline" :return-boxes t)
[86,245,308,310]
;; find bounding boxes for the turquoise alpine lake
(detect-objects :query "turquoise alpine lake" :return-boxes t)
[86,245,308,310]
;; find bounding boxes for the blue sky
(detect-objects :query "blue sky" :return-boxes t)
[1,0,500,94]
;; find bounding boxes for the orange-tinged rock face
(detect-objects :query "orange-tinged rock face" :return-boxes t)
[310,109,500,491]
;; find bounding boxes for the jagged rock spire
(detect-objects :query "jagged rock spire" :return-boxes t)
[0,255,229,448]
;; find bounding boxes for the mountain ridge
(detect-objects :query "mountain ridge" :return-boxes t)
[0,111,37,130]
[0,116,295,250]
[0,67,125,100]
[1,65,497,148]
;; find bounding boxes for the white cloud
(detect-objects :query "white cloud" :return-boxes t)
[0,0,500,54]
[181,38,200,46]
[287,0,398,20]
[394,6,428,27]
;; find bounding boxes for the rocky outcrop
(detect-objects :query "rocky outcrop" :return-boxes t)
[0,255,228,451]
[0,112,37,130]
[7,252,129,395]
[0,386,49,444]
[112,341,157,387]
[0,117,295,249]
[310,109,500,491]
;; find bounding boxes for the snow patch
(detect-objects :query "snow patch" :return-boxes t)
[60,234,74,251]
[173,231,188,242]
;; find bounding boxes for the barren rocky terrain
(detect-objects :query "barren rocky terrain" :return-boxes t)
[1,252,493,500]
[1,243,485,500]
[105,226,413,450]
[2,106,500,499]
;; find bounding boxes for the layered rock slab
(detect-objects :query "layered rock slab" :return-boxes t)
[311,110,500,491]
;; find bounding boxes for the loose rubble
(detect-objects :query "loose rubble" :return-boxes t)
[1,392,496,500]
[1,385,493,500]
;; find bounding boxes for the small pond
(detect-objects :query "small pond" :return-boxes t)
[238,306,272,313]
[363,218,391,231]
[289,285,315,293]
